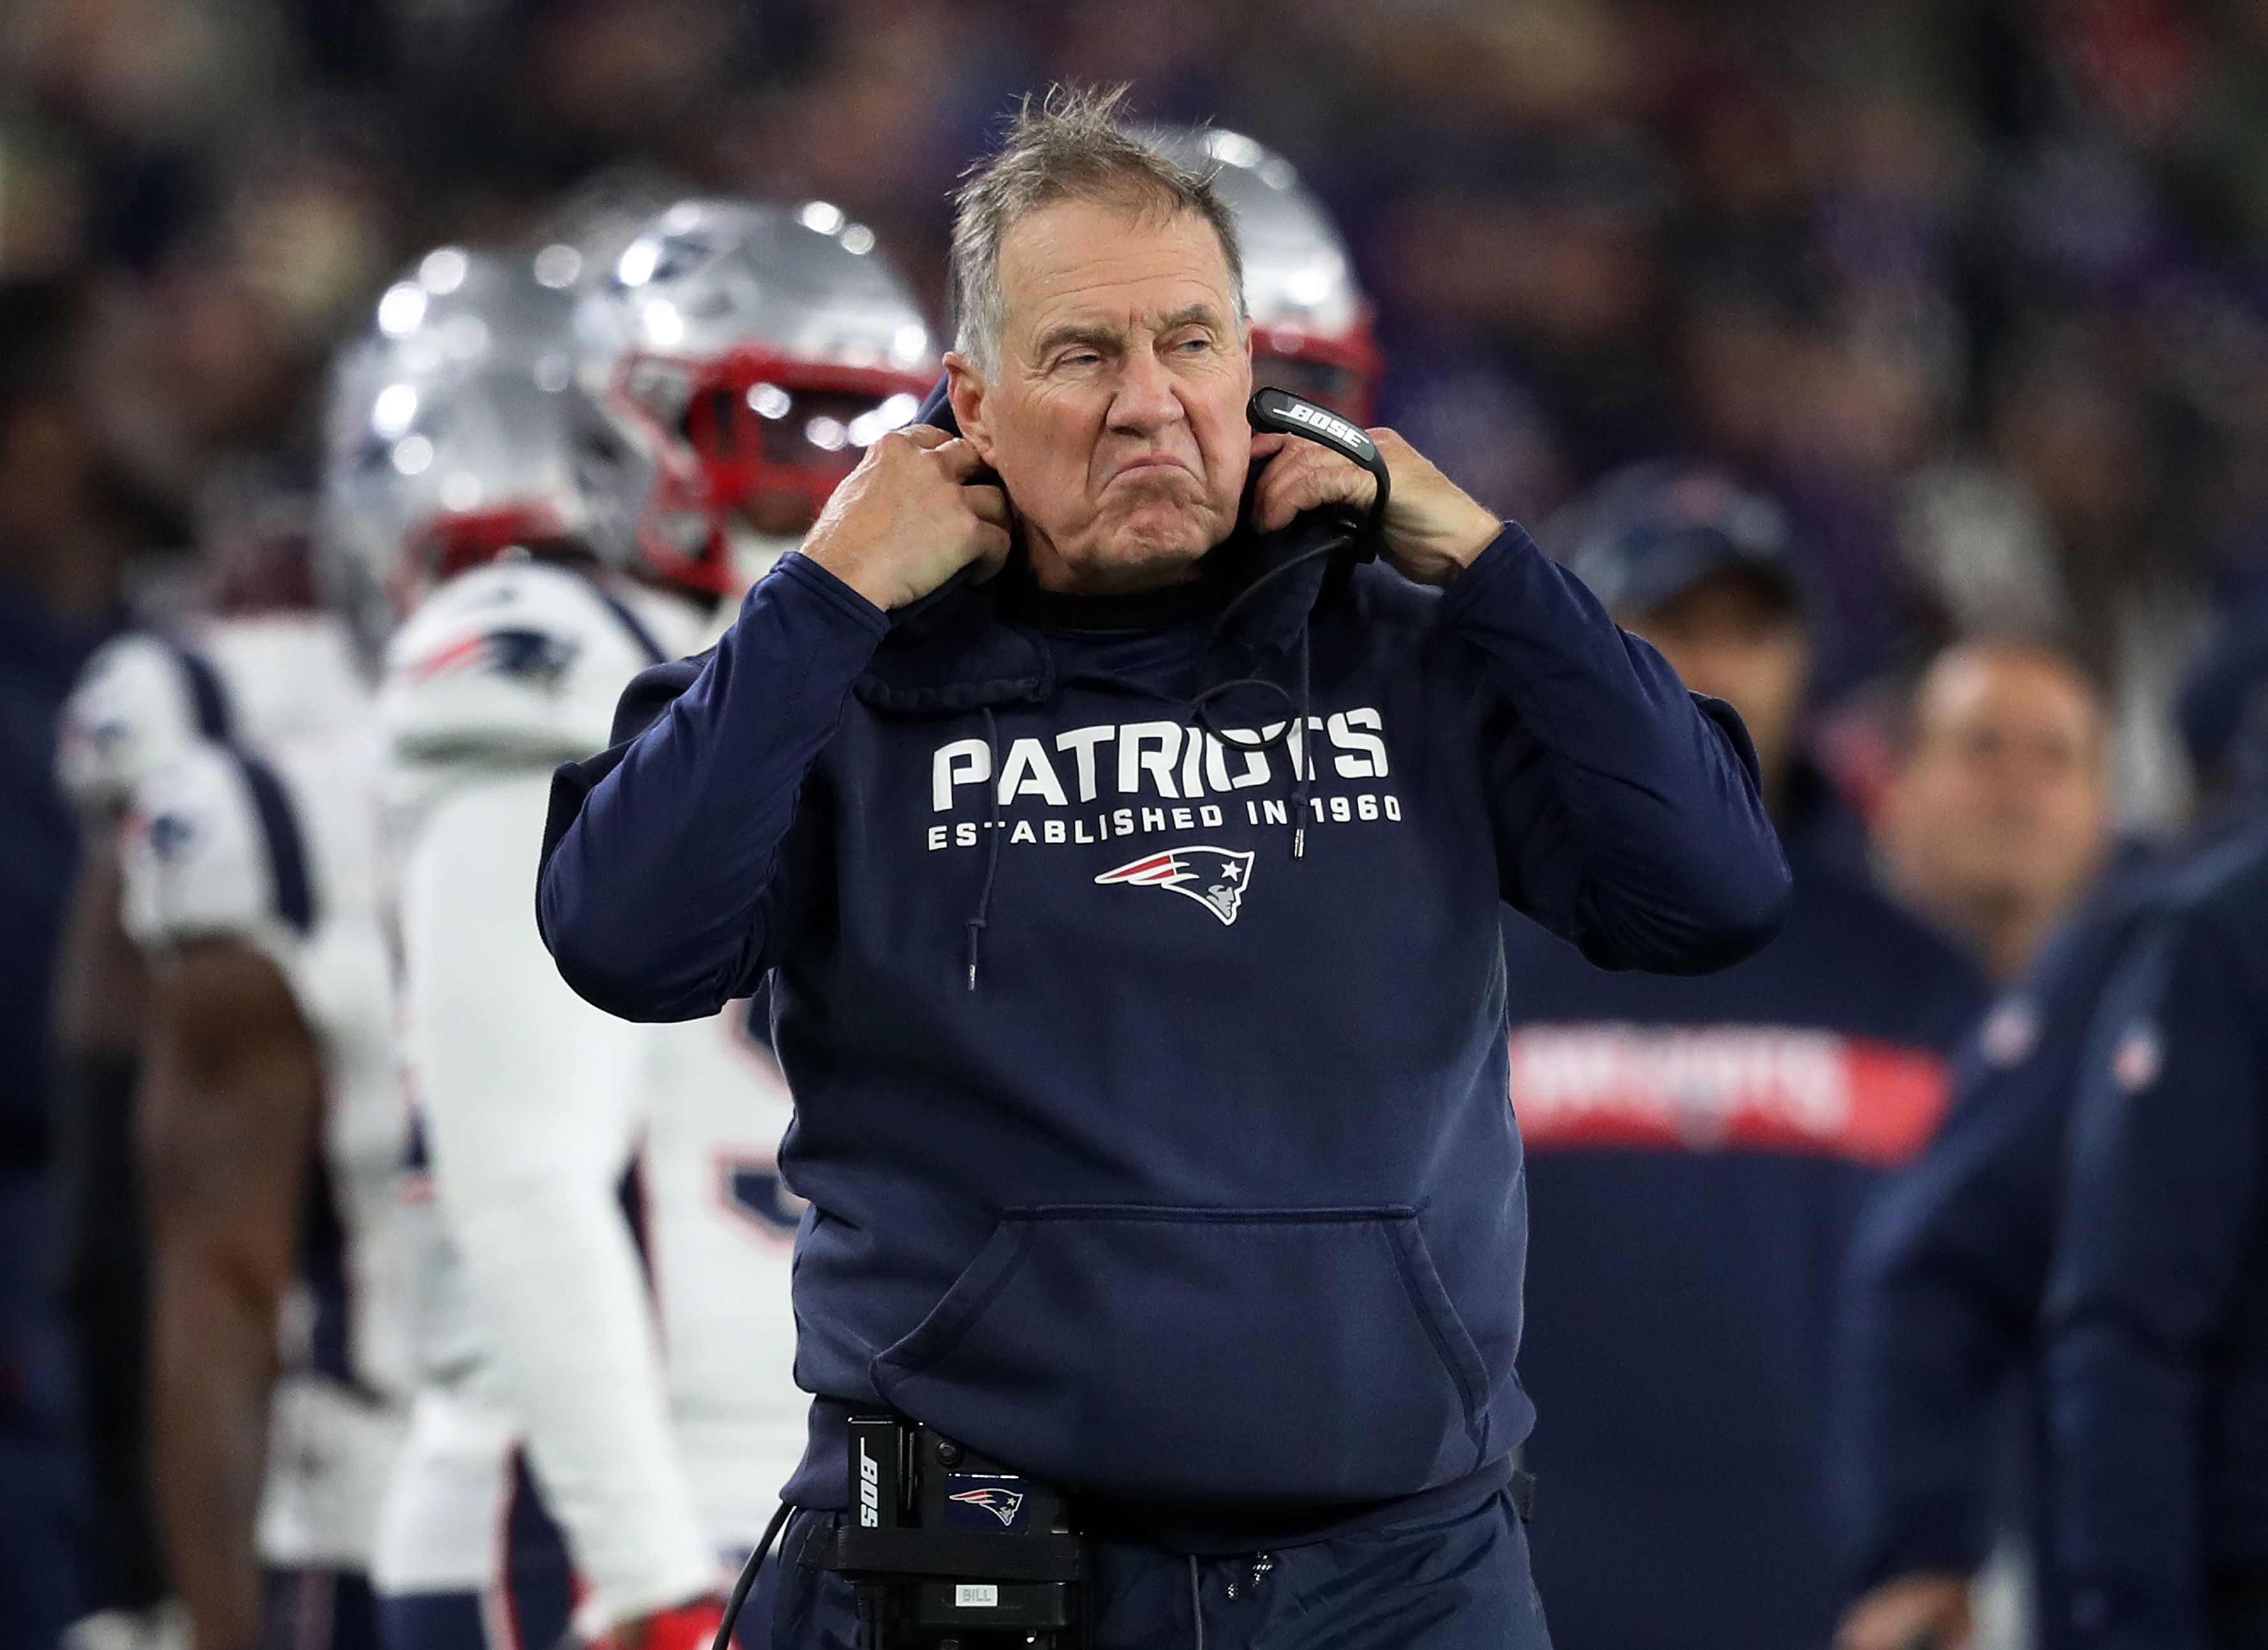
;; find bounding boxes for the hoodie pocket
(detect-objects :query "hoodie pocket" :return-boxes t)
[869,1204,1492,1504]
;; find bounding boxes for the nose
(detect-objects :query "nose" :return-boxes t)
[1106,345,1184,439]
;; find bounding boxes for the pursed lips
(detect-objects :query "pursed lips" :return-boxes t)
[1101,452,1197,490]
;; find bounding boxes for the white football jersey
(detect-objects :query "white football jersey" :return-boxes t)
[118,721,411,1571]
[379,556,695,821]
[637,1006,803,1544]
[375,557,802,1620]
[60,612,369,814]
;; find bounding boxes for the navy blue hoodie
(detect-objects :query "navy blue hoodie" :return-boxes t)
[1498,772,1986,1650]
[2046,818,2268,1647]
[537,507,1789,1540]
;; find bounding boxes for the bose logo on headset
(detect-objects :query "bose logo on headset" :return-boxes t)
[858,1441,882,1526]
[1276,397,1373,458]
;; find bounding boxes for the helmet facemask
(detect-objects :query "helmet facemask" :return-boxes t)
[602,342,927,594]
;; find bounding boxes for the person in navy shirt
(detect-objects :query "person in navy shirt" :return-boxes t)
[1506,462,1997,1650]
[1833,852,2149,1650]
[2043,814,2268,1650]
[1834,606,2268,1650]
[2036,608,2268,1650]
[538,95,1789,1649]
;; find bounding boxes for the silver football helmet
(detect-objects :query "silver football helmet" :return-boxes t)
[1137,126,1381,421]
[321,246,603,617]
[573,197,937,594]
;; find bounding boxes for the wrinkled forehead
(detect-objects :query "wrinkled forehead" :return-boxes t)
[996,196,1242,351]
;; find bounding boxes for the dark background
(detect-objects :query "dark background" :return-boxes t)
[3,0,2263,1635]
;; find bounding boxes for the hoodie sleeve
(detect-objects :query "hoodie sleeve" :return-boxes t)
[1436,524,1790,972]
[2045,904,2265,1649]
[536,554,890,1022]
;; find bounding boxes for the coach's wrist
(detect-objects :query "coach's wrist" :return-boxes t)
[797,533,896,615]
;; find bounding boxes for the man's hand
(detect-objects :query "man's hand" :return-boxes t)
[1835,1573,1974,1650]
[1249,427,1501,587]
[800,426,1012,611]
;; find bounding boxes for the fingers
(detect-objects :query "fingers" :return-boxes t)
[969,523,1013,582]
[929,436,989,481]
[1252,441,1373,533]
[962,483,1011,531]
[874,425,980,476]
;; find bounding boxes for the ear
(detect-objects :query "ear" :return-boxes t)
[944,353,996,466]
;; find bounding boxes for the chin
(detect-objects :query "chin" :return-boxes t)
[1119,499,1230,558]
[1041,499,1232,591]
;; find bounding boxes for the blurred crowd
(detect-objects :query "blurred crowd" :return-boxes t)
[9,1,2268,1647]
[9,0,2268,746]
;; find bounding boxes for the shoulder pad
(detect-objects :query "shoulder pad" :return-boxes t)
[381,561,689,767]
[61,619,374,815]
[58,635,213,813]
[121,746,304,952]
[197,615,372,744]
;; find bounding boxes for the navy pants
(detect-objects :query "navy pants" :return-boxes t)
[263,1571,381,1650]
[770,1489,1552,1649]
[0,1424,88,1650]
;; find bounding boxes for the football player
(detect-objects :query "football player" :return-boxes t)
[57,490,409,1650]
[353,207,931,1650]
[1137,124,1381,422]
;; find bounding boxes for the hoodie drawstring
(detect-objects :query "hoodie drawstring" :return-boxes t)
[1187,536,1344,860]
[961,526,1348,991]
[1291,625,1312,858]
[966,705,1004,991]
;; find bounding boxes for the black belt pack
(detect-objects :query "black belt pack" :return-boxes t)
[800,1414,1087,1647]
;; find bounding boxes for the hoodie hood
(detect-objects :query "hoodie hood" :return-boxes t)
[856,381,1346,715]
[851,512,1344,716]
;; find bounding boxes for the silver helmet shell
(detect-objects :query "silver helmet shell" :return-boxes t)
[321,246,605,619]
[1136,126,1381,420]
[573,197,936,592]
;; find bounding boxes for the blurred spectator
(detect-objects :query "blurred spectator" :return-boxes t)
[2045,803,2268,1648]
[1834,857,2159,1650]
[1876,640,2116,983]
[0,274,135,1650]
[1508,462,1987,1650]
[1833,610,2268,1650]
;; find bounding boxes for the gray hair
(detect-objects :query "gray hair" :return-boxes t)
[949,84,1246,374]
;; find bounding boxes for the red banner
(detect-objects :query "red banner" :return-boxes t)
[1510,1024,1952,1167]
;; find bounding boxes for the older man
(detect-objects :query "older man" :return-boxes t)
[537,89,1788,1649]
[1876,641,2114,985]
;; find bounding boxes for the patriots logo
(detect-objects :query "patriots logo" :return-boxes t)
[406,627,579,688]
[1094,846,1255,926]
[946,1486,1027,1528]
[144,811,196,860]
